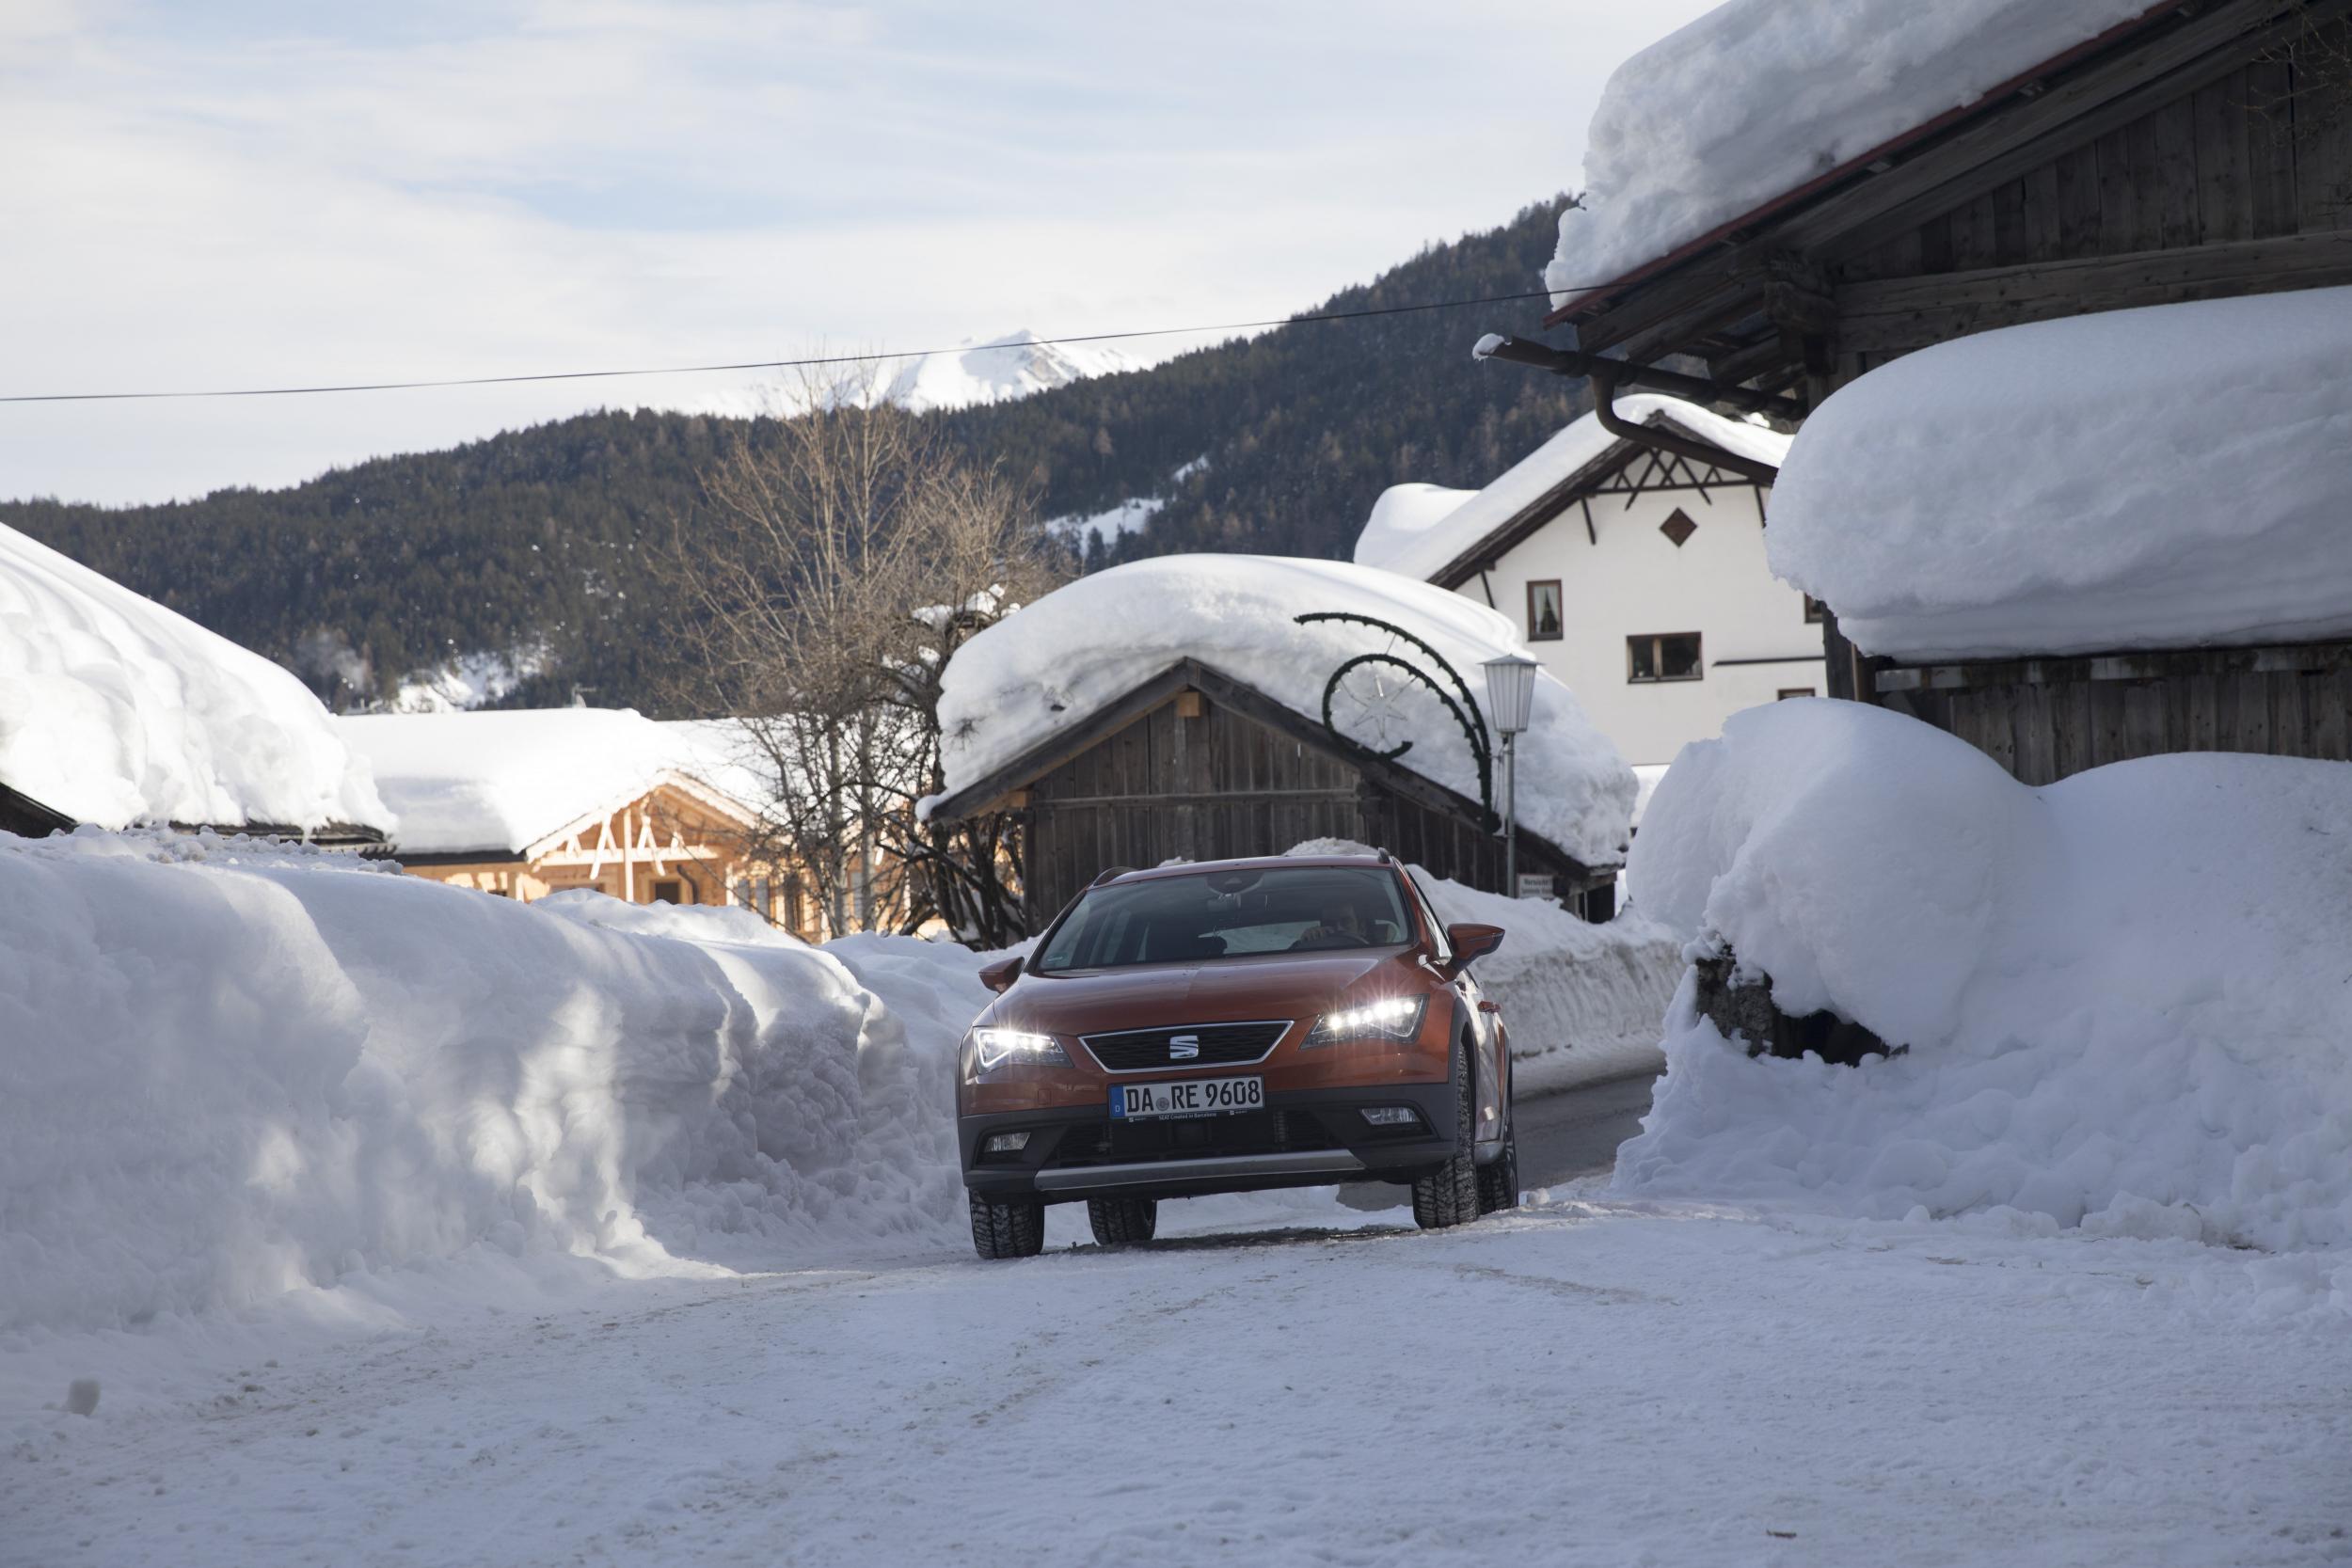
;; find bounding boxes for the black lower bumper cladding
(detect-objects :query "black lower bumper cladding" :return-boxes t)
[961,1083,1459,1202]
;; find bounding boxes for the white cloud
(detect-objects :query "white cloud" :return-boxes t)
[0,0,1716,505]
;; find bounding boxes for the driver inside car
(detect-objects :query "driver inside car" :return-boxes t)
[1292,897,1369,950]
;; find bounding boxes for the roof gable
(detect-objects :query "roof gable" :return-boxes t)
[1356,395,1789,588]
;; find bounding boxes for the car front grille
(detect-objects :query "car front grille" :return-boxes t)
[1079,1020,1291,1072]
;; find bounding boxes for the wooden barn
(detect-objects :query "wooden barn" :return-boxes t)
[921,658,1618,930]
[1488,0,2352,784]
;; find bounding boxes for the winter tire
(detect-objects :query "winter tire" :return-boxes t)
[969,1192,1046,1259]
[1086,1196,1158,1246]
[1478,1124,1519,1215]
[1412,1037,1483,1229]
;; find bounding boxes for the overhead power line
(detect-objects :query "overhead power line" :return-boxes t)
[0,285,1599,406]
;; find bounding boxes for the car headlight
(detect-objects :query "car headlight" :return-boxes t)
[968,1026,1070,1069]
[1303,994,1427,1047]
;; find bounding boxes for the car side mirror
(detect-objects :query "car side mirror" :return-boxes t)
[977,956,1025,994]
[1440,923,1504,977]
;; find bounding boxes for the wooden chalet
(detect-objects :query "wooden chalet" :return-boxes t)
[339,708,822,936]
[1494,0,2352,783]
[385,773,772,911]
[921,658,1617,930]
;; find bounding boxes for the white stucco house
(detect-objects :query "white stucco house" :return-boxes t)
[1353,393,1816,768]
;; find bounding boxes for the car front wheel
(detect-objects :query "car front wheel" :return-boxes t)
[969,1192,1046,1259]
[1087,1196,1158,1246]
[1412,1037,1483,1229]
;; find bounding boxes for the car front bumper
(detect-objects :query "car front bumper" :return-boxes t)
[959,1081,1460,1202]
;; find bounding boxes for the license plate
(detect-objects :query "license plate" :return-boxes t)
[1108,1074,1263,1121]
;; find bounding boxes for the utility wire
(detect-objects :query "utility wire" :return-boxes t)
[0,285,1596,406]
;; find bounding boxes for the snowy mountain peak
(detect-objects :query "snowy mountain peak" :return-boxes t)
[882,329,1136,413]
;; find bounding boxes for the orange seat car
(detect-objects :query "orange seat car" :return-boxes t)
[958,852,1518,1259]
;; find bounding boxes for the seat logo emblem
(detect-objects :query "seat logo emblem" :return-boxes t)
[1168,1034,1201,1060]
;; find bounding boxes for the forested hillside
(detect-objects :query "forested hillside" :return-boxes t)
[2,198,1589,713]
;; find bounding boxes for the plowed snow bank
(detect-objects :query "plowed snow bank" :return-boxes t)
[1619,701,2352,1252]
[0,832,966,1337]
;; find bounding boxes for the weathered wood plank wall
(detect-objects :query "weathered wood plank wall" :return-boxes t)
[1018,696,1574,927]
[1881,644,2352,784]
[1827,28,2352,374]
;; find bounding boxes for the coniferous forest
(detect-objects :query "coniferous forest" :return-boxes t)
[1,199,1589,714]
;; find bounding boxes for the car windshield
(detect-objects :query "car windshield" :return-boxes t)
[1032,865,1414,973]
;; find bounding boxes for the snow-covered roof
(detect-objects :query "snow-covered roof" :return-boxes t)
[0,521,391,834]
[1545,0,2160,309]
[926,555,1637,869]
[1354,394,1791,582]
[339,708,758,857]
[1768,286,2352,661]
[1351,483,1475,579]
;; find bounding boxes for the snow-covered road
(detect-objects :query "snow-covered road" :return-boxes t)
[9,1192,2346,1568]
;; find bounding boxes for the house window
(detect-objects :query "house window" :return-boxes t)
[653,879,683,905]
[1628,633,1703,683]
[1777,687,1817,700]
[1804,594,1827,624]
[1659,508,1698,547]
[1526,579,1564,641]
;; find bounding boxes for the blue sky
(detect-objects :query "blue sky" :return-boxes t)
[0,0,1714,504]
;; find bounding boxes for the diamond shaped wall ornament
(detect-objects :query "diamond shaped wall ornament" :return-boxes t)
[1660,507,1698,547]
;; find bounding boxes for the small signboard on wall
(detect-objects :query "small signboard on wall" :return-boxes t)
[1515,873,1556,900]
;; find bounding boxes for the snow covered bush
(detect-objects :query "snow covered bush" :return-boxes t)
[1619,701,2352,1252]
[0,831,976,1338]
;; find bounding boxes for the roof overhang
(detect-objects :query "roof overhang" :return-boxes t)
[1540,0,2273,376]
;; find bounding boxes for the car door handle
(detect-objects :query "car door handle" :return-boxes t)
[1477,1001,1501,1014]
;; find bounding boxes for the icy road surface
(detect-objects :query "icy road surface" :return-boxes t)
[8,1195,2347,1568]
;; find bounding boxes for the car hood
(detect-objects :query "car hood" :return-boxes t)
[984,947,1429,1038]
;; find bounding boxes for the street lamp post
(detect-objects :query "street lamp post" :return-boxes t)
[1479,654,1538,896]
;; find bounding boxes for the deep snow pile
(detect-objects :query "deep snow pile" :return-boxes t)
[1618,700,2352,1251]
[0,830,969,1338]
[0,523,389,833]
[1546,0,2154,302]
[929,555,1636,869]
[1767,288,2352,659]
[1360,394,1791,583]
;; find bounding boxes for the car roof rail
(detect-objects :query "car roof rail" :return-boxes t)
[1090,865,1137,887]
